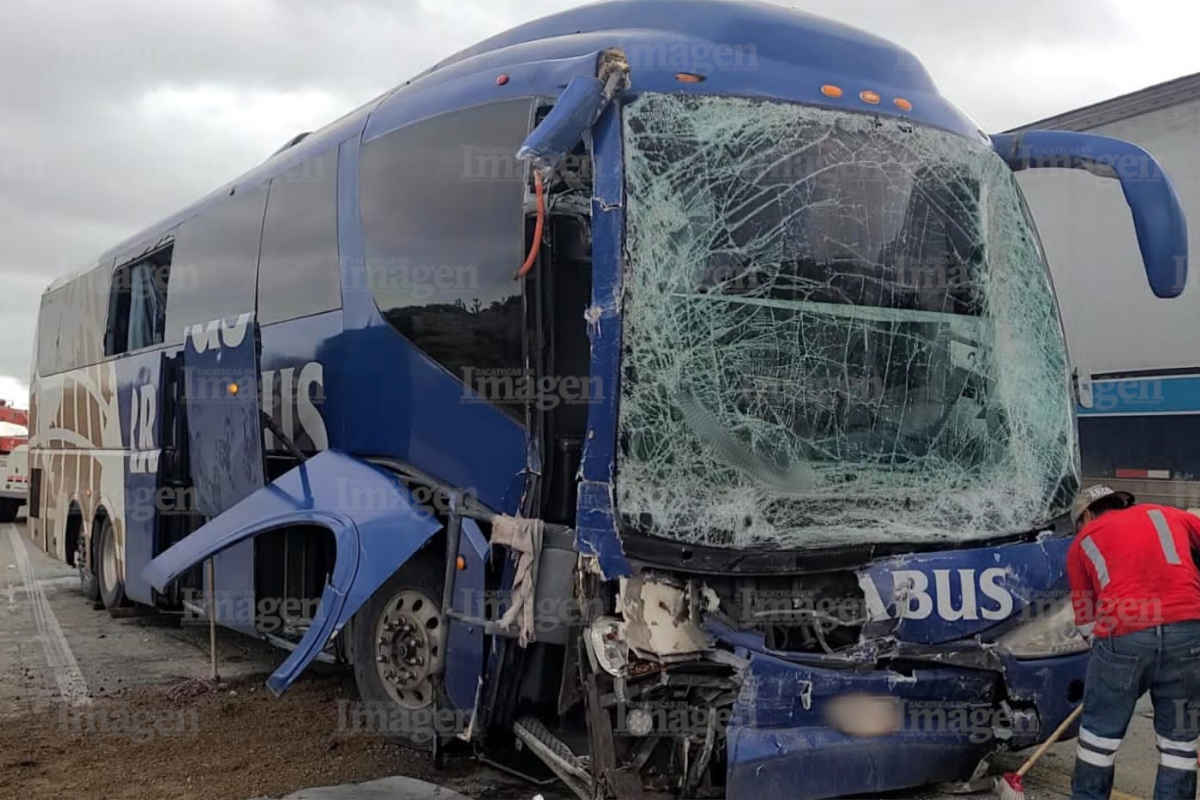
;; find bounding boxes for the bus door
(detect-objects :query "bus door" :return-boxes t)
[182,313,266,631]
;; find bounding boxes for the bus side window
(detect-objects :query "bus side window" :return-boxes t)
[36,289,65,375]
[359,99,532,419]
[257,149,341,325]
[164,184,268,344]
[105,245,172,356]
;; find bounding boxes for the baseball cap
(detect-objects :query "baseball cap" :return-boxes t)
[1071,485,1135,524]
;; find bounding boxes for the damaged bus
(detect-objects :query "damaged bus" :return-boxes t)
[26,2,1189,798]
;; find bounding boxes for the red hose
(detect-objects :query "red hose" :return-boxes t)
[516,171,545,278]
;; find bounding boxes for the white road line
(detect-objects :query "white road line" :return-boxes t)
[7,524,92,706]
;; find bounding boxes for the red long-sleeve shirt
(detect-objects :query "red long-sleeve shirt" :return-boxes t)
[1067,504,1200,638]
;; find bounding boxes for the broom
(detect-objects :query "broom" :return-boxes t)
[995,704,1083,800]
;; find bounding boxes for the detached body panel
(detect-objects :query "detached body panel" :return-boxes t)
[144,450,441,693]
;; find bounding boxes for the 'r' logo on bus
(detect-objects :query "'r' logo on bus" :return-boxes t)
[129,383,159,474]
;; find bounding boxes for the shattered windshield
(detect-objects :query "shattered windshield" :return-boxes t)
[617,93,1078,549]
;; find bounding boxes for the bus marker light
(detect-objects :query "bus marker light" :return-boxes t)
[820,84,843,98]
[456,555,466,570]
[228,382,239,396]
[860,90,881,105]
[894,97,913,111]
[675,72,705,83]
[496,74,510,86]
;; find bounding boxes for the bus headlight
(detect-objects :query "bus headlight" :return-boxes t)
[996,598,1090,659]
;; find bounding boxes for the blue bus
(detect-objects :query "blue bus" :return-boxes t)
[25,2,1188,798]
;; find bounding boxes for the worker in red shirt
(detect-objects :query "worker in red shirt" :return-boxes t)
[1067,485,1200,800]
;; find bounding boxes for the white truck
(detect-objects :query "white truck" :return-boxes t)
[1012,73,1200,508]
[0,442,28,522]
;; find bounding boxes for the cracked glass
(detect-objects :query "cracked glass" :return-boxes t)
[618,93,1078,549]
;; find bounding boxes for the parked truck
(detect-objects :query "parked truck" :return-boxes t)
[0,401,29,521]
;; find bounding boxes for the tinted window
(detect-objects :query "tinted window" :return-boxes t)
[106,246,171,355]
[258,149,341,325]
[165,184,268,343]
[360,100,531,390]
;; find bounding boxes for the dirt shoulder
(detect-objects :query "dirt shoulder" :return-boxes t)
[0,671,512,800]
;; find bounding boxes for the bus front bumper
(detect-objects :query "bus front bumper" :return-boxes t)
[725,649,1088,799]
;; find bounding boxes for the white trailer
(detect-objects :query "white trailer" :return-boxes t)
[1013,74,1200,507]
[0,443,28,522]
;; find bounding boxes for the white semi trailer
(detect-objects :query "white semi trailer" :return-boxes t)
[0,443,28,522]
[1013,73,1200,508]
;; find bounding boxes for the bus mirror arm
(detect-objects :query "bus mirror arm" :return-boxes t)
[991,130,1188,299]
[515,49,630,179]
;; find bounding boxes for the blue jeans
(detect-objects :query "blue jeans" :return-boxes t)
[1072,621,1200,800]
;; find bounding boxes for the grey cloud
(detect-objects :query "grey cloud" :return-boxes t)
[0,0,1192,390]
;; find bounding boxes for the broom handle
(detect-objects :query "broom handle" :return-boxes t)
[1018,704,1084,778]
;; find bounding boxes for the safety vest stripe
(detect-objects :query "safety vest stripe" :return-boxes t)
[1147,509,1183,565]
[1081,536,1110,587]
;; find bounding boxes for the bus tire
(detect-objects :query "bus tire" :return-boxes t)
[96,516,127,612]
[0,499,18,523]
[350,554,450,747]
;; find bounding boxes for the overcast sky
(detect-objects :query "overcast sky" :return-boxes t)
[2,0,1198,405]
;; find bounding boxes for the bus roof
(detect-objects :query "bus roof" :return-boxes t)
[47,0,984,294]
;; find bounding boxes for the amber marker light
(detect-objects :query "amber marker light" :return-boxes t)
[860,90,881,105]
[894,98,913,112]
[675,72,705,83]
[821,84,844,98]
[456,555,467,570]
[228,382,239,396]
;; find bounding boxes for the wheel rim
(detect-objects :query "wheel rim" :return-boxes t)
[100,525,119,592]
[373,588,445,710]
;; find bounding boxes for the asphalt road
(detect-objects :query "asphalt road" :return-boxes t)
[0,518,1171,799]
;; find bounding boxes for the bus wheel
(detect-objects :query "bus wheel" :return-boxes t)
[350,563,449,746]
[96,516,127,611]
[0,499,18,522]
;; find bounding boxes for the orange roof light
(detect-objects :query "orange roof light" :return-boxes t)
[675,72,705,83]
[894,98,913,112]
[859,90,881,105]
[821,84,844,98]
